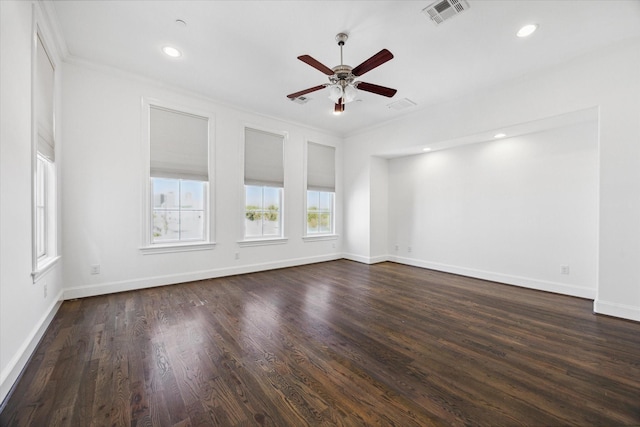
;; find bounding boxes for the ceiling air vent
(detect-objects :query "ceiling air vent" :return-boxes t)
[290,95,311,105]
[422,0,470,25]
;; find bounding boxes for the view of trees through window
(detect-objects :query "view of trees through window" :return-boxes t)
[307,190,333,234]
[152,178,205,243]
[245,185,282,238]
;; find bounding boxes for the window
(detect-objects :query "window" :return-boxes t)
[32,32,58,277]
[245,185,282,238]
[35,155,51,259]
[306,142,335,235]
[244,128,285,239]
[151,178,206,243]
[147,105,211,247]
[307,190,334,234]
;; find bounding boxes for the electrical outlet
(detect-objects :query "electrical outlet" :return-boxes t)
[408,246,412,253]
[394,245,399,251]
[43,282,48,298]
[561,265,570,275]
[90,264,100,275]
[235,252,240,260]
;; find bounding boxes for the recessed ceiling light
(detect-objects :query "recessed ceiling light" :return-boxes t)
[423,147,432,152]
[162,46,182,58]
[517,24,538,38]
[175,19,187,27]
[494,133,506,138]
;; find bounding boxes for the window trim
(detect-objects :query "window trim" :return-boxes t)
[31,15,60,283]
[303,140,337,237]
[240,124,288,242]
[141,97,216,253]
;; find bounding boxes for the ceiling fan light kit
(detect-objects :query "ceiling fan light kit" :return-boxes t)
[287,32,397,115]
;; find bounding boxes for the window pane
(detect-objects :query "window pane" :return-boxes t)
[319,192,333,211]
[307,191,319,210]
[263,186,280,209]
[180,210,204,240]
[245,185,263,209]
[319,213,331,233]
[245,215,263,238]
[152,210,180,242]
[307,210,318,234]
[181,180,204,210]
[153,178,179,209]
[36,206,46,257]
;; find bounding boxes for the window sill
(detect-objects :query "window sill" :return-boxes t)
[302,234,339,242]
[32,255,61,283]
[140,242,216,255]
[238,237,288,247]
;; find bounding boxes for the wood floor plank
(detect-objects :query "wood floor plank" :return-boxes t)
[2,260,640,426]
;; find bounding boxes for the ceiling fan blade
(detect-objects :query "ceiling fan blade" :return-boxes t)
[287,84,326,99]
[298,55,335,76]
[356,81,397,98]
[352,49,394,77]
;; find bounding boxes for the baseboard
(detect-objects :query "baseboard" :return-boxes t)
[594,299,640,322]
[0,289,64,405]
[64,253,342,300]
[342,253,389,264]
[388,255,597,299]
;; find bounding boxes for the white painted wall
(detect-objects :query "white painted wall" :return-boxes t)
[61,61,342,299]
[388,121,598,297]
[344,37,640,321]
[0,1,65,402]
[369,156,389,262]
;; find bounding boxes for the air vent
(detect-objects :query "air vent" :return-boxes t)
[291,96,311,104]
[422,0,470,25]
[387,98,417,111]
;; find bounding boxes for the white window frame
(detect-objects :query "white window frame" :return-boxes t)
[243,184,284,240]
[140,98,215,254]
[31,18,60,282]
[238,125,288,247]
[303,140,338,242]
[305,189,335,236]
[150,178,209,245]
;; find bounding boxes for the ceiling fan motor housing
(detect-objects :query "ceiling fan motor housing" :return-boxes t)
[331,65,355,86]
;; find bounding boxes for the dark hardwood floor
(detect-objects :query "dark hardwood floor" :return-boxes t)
[1,260,639,426]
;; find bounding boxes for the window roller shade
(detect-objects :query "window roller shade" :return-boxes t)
[36,35,55,161]
[244,128,284,187]
[307,142,335,192]
[150,106,209,181]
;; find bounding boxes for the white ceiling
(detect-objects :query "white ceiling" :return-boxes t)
[49,0,640,137]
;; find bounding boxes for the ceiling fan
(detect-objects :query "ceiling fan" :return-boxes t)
[287,33,397,114]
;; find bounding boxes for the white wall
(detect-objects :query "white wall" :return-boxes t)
[61,61,342,299]
[344,36,640,321]
[0,1,65,402]
[388,121,598,297]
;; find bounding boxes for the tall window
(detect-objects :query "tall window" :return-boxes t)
[33,33,58,274]
[306,142,335,235]
[244,128,285,239]
[149,106,209,245]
